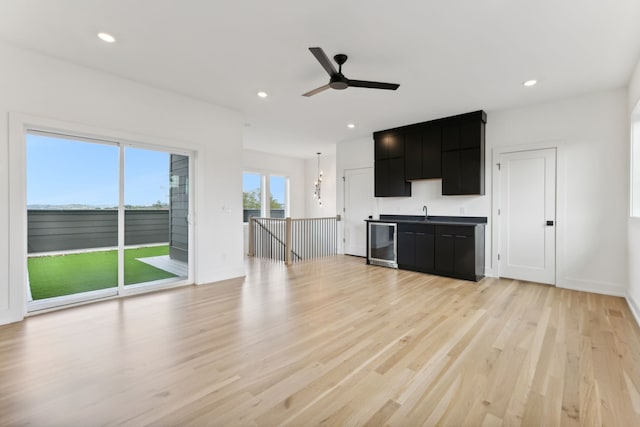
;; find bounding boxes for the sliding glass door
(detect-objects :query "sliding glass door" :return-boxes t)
[26,131,191,311]
[124,147,189,289]
[26,133,119,307]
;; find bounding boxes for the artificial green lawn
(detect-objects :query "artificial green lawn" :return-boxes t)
[28,245,178,300]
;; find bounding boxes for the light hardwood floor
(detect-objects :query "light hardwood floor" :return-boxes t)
[1,255,640,426]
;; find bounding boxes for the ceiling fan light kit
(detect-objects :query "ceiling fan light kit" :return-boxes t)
[303,47,400,97]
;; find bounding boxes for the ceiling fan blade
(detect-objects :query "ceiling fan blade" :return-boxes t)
[309,47,338,76]
[348,80,400,90]
[302,84,331,97]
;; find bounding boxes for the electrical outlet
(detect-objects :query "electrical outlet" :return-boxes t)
[459,207,465,214]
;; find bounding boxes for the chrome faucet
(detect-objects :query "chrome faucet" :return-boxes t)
[423,205,428,220]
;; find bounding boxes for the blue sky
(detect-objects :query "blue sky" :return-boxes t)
[27,134,171,206]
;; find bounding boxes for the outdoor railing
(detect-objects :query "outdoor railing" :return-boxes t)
[248,216,338,265]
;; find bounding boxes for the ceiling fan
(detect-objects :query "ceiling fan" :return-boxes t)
[302,47,400,97]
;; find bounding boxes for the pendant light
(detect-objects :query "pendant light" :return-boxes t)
[313,152,323,206]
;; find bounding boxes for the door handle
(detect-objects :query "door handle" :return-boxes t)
[546,220,554,226]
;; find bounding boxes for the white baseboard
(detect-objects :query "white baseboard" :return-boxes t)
[484,266,497,278]
[626,293,640,328]
[0,309,24,326]
[196,266,246,285]
[557,277,626,297]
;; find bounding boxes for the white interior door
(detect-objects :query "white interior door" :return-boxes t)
[344,168,375,256]
[498,148,556,284]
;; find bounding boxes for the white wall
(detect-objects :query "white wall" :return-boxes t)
[0,41,245,325]
[305,154,337,218]
[627,59,640,323]
[337,88,629,296]
[490,89,628,295]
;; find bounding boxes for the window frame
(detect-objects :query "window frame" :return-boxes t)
[242,171,290,221]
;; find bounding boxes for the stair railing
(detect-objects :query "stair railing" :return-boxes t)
[249,216,338,265]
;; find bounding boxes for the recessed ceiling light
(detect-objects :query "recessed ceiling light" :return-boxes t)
[257,91,268,98]
[523,79,537,87]
[97,32,116,43]
[347,123,356,129]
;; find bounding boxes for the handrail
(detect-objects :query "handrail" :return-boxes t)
[251,218,302,261]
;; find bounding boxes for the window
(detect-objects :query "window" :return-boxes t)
[269,175,286,218]
[632,114,640,217]
[243,172,262,222]
[243,172,289,220]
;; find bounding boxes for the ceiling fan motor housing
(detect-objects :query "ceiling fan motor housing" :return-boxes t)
[330,75,349,90]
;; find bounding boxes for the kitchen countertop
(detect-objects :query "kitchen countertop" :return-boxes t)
[365,214,487,227]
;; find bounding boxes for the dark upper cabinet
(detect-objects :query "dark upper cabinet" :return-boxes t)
[442,148,483,195]
[388,158,411,196]
[441,124,460,152]
[459,148,483,194]
[460,120,482,150]
[374,158,411,197]
[441,150,460,195]
[441,114,485,195]
[422,126,442,178]
[405,125,441,180]
[442,112,485,151]
[375,131,404,160]
[374,132,411,197]
[404,131,422,180]
[375,110,485,197]
[374,159,387,195]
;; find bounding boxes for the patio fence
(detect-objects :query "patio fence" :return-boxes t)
[28,210,169,253]
[248,216,338,265]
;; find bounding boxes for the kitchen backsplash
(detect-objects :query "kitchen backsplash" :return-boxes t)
[375,179,488,219]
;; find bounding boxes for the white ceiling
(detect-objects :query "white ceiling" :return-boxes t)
[1,0,640,158]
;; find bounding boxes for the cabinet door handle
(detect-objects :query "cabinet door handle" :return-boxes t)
[441,234,453,237]
[546,220,554,226]
[455,235,467,238]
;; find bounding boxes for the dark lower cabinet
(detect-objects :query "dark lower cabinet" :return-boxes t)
[434,225,485,281]
[415,231,435,271]
[397,231,416,267]
[397,224,435,273]
[372,218,485,282]
[434,233,454,273]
